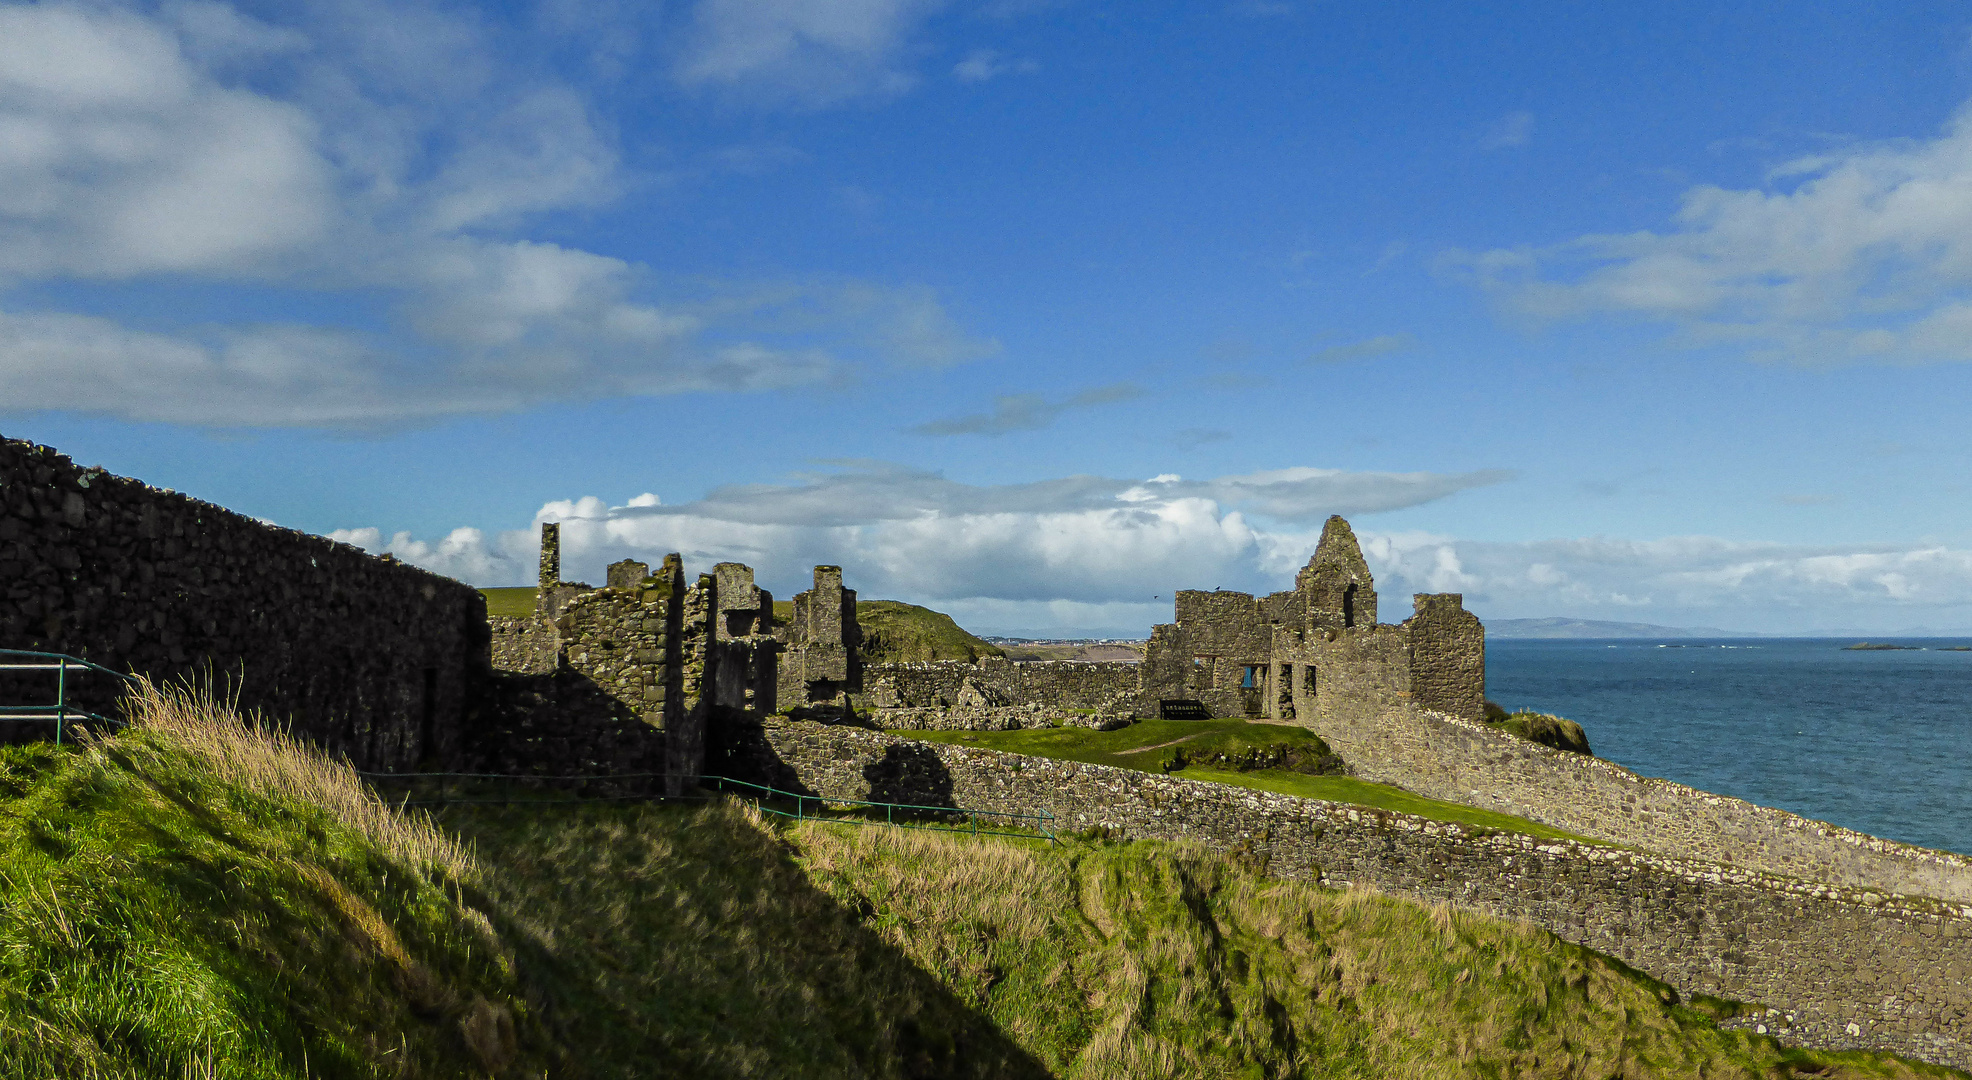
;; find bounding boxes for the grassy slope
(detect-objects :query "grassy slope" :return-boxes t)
[5,690,1960,1079]
[0,684,545,1079]
[772,599,1005,663]
[447,800,1958,1080]
[898,720,1594,843]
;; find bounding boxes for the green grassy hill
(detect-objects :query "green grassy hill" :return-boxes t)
[483,586,1001,663]
[1,687,1958,1079]
[770,598,1005,663]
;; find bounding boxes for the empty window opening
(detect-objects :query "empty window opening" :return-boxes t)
[1241,665,1261,689]
[1303,665,1318,694]
[1343,583,1358,628]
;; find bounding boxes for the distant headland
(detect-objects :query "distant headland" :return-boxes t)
[1487,617,1759,639]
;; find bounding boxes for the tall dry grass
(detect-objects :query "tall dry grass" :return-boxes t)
[112,677,473,881]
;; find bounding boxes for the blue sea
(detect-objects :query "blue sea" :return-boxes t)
[1487,638,1972,856]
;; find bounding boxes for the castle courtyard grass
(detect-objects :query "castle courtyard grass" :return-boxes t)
[896,719,1596,844]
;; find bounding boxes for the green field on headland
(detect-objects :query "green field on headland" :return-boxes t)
[5,686,1956,1078]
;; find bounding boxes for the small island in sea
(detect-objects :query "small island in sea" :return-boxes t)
[1843,642,1921,650]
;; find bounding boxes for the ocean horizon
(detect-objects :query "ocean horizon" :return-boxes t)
[1488,637,1972,857]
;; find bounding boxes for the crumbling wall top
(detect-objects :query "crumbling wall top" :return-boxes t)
[1298,515,1378,631]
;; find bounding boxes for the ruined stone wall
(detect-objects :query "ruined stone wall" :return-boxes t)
[0,436,487,771]
[733,720,1972,1069]
[1317,703,1972,906]
[1294,623,1410,726]
[489,616,557,675]
[778,565,860,707]
[1139,590,1276,716]
[863,657,1143,714]
[1298,515,1377,632]
[473,575,682,780]
[1401,593,1484,722]
[483,549,786,792]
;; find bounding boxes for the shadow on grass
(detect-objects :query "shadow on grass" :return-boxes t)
[443,799,1052,1080]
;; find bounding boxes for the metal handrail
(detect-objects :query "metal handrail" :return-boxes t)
[0,649,138,745]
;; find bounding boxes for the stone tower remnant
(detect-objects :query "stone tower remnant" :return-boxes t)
[538,522,560,591]
[1140,514,1483,724]
[778,565,863,709]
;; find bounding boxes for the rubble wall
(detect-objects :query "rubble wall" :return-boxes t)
[1317,703,1972,905]
[1401,593,1485,722]
[1300,624,1411,726]
[0,436,487,771]
[863,658,1142,713]
[733,720,1972,1069]
[489,615,558,675]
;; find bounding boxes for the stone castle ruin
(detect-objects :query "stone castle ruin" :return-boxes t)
[4,432,1971,1069]
[480,523,865,792]
[858,515,1484,735]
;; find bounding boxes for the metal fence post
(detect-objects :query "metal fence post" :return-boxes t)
[54,660,66,747]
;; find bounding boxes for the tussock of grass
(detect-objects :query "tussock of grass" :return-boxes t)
[0,680,538,1078]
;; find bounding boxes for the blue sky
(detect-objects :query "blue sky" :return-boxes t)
[7,0,1972,635]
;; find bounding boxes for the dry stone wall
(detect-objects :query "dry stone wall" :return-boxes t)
[1402,593,1485,721]
[1318,703,1972,906]
[0,436,487,771]
[863,657,1143,716]
[734,720,1972,1069]
[489,615,557,675]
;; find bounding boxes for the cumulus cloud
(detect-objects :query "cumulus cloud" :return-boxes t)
[0,3,333,278]
[344,487,1972,635]
[0,0,993,427]
[1456,103,1972,364]
[1362,532,1972,633]
[910,383,1143,436]
[336,462,1503,623]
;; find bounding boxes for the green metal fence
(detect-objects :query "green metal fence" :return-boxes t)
[0,649,136,745]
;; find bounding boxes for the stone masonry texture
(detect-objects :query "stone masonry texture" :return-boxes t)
[0,435,487,772]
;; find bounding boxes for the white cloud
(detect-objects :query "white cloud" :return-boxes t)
[342,466,1972,635]
[0,3,334,277]
[911,383,1143,435]
[673,0,947,106]
[1363,532,1972,632]
[952,48,1037,83]
[0,1,994,427]
[1458,102,1972,364]
[334,462,1501,618]
[1481,110,1533,150]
